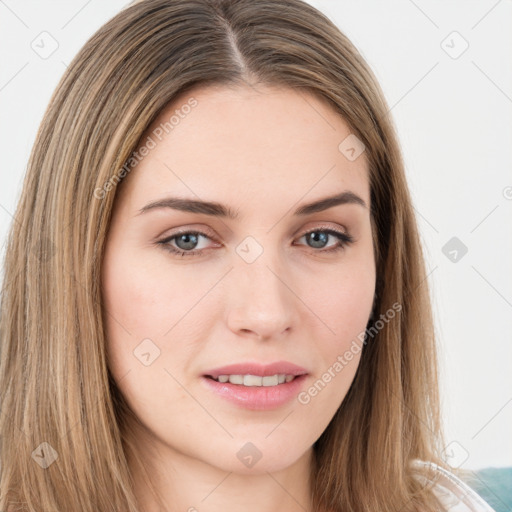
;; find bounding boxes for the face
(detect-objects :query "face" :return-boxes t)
[102,84,376,475]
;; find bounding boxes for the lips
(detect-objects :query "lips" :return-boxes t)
[203,361,308,379]
[201,361,309,410]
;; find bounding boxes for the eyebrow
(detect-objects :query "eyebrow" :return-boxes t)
[137,191,367,219]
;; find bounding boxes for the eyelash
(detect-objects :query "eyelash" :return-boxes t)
[157,227,354,258]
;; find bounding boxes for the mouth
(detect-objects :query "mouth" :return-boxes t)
[200,373,309,410]
[200,361,309,409]
[204,373,300,386]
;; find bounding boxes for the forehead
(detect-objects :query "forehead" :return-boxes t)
[120,84,369,214]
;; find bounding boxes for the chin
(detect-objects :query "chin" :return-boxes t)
[201,439,310,476]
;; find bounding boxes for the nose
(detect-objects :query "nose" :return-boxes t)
[225,250,298,340]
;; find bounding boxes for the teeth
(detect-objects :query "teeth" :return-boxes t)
[245,374,263,386]
[262,375,278,386]
[212,374,297,386]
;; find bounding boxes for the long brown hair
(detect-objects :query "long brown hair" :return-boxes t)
[0,0,446,510]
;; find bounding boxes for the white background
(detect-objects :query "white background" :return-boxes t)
[0,0,511,470]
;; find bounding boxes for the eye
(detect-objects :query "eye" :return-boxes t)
[157,227,354,258]
[157,230,216,257]
[295,228,354,254]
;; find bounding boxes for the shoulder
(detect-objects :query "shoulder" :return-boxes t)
[410,460,496,512]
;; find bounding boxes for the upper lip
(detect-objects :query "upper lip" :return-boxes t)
[203,361,309,379]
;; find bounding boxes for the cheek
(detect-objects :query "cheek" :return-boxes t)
[102,248,199,338]
[302,248,375,398]
[102,256,195,421]
[102,248,165,378]
[307,252,375,345]
[330,269,374,338]
[296,268,373,418]
[102,247,214,386]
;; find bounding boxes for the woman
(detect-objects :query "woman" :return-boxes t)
[0,0,496,511]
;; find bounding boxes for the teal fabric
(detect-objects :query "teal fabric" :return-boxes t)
[460,468,512,512]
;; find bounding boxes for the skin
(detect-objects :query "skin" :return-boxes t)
[102,83,376,512]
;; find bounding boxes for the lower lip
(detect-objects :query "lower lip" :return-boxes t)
[201,375,308,410]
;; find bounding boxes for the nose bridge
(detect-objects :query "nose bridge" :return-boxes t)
[226,236,297,338]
